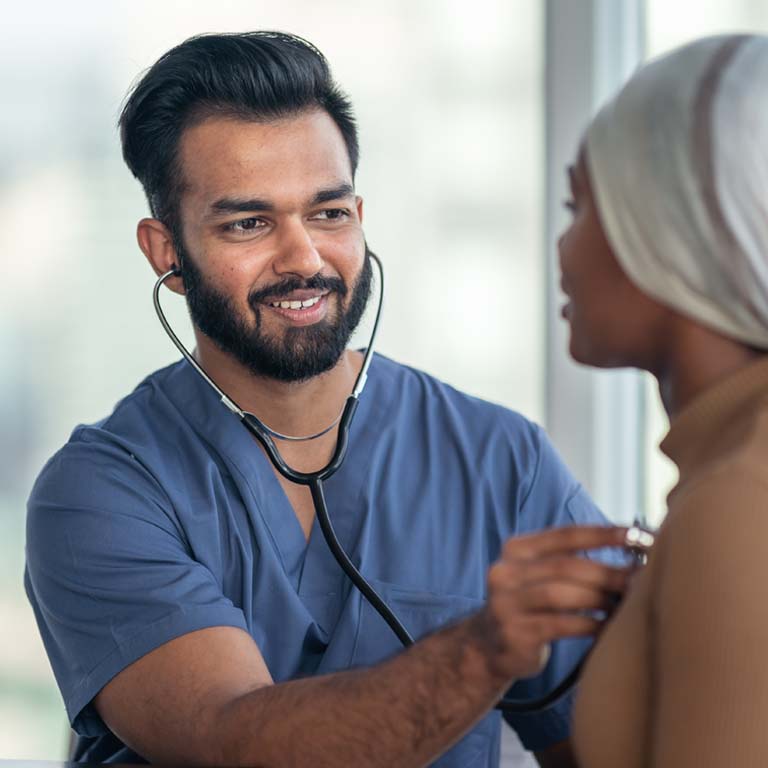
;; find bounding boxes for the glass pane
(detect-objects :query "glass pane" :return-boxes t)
[1,0,543,760]
[648,0,768,57]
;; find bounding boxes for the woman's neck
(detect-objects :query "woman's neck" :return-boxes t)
[656,319,764,419]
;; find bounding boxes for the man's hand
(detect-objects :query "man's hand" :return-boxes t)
[480,525,631,681]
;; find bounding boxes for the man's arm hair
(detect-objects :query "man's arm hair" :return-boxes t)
[96,613,509,768]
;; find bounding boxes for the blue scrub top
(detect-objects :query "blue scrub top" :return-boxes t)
[26,355,615,766]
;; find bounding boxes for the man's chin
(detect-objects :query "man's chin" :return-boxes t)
[232,336,348,383]
[245,355,345,383]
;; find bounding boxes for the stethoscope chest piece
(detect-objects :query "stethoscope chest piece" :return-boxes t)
[624,525,656,565]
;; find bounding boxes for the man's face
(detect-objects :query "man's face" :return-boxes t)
[174,110,371,382]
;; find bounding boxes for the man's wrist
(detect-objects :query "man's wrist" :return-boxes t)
[456,609,517,694]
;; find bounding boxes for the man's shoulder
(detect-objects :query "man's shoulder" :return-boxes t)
[30,360,191,501]
[372,353,540,438]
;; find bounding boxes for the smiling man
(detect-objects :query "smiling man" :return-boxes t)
[24,32,630,767]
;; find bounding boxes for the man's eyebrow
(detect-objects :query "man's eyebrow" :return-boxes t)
[206,183,355,217]
[310,183,355,206]
[209,197,275,215]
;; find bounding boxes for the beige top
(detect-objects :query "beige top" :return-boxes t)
[572,356,768,767]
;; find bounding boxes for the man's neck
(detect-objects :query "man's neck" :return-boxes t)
[192,331,364,441]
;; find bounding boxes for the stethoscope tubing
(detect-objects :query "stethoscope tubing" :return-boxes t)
[153,251,592,713]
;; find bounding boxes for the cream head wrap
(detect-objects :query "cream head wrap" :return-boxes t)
[585,34,768,348]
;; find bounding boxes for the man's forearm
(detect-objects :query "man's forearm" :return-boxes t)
[212,611,510,768]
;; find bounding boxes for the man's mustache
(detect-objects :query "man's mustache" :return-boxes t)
[249,274,348,308]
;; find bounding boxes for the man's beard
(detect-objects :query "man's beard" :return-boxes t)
[178,243,374,383]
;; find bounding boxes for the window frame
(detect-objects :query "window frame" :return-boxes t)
[544,0,649,525]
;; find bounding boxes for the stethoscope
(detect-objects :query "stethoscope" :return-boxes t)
[153,251,655,713]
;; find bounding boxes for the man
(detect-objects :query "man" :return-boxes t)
[25,32,630,767]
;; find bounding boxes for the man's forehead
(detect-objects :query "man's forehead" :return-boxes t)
[177,111,354,204]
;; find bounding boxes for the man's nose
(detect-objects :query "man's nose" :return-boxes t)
[272,219,324,278]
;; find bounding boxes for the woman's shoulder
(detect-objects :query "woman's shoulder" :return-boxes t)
[652,461,768,610]
[664,460,768,542]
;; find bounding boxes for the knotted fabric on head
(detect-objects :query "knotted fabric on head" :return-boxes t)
[585,34,768,348]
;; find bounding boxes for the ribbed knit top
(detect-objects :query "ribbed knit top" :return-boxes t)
[572,356,768,767]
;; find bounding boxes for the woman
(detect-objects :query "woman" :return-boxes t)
[559,34,768,766]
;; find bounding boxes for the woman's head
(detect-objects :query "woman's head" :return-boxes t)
[560,34,768,371]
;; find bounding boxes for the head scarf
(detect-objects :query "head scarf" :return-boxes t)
[585,34,768,348]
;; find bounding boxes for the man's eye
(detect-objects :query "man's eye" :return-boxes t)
[562,199,576,214]
[312,208,350,221]
[225,217,264,233]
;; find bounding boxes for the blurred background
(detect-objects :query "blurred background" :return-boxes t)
[2,0,768,761]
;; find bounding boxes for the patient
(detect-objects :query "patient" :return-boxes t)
[559,34,768,767]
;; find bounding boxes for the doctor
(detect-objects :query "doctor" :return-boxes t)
[25,32,630,767]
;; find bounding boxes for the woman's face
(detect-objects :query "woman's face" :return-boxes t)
[558,147,670,372]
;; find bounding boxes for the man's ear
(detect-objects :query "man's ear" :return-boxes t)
[137,218,185,295]
[355,195,363,224]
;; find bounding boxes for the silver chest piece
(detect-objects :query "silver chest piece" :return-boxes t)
[624,525,656,564]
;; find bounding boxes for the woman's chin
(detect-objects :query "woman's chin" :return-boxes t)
[568,334,612,369]
[568,340,593,367]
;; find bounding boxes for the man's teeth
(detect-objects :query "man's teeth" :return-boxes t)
[270,296,322,310]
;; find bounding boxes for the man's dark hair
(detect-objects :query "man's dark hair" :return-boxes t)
[119,31,359,241]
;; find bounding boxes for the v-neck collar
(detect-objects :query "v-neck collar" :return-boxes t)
[162,354,395,611]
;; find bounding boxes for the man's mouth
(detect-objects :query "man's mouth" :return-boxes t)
[259,289,331,325]
[261,288,330,309]
[269,295,323,310]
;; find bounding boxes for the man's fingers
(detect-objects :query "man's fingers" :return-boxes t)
[503,525,628,560]
[515,557,631,593]
[539,614,603,639]
[486,557,630,601]
[512,614,603,643]
[516,581,616,613]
